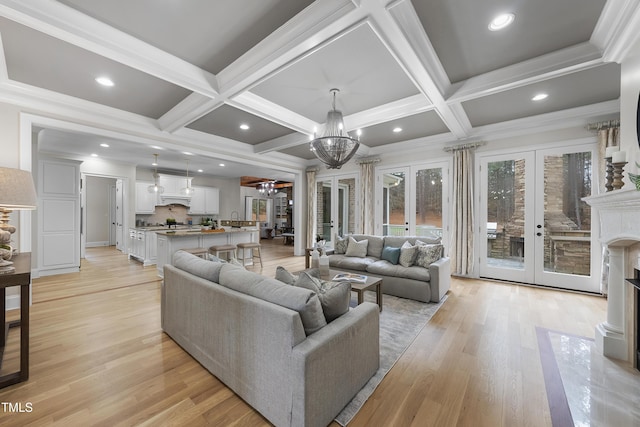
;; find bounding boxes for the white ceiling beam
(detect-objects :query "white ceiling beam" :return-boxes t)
[0,0,219,96]
[376,0,470,138]
[342,94,432,130]
[230,92,318,134]
[592,0,640,62]
[254,132,311,154]
[158,93,224,133]
[449,43,604,103]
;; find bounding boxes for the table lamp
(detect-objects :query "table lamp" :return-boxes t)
[0,167,37,273]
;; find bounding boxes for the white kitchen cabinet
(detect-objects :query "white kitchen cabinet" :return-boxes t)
[135,181,157,213]
[189,186,219,215]
[128,228,157,266]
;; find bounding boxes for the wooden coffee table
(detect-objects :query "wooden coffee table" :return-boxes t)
[330,269,383,312]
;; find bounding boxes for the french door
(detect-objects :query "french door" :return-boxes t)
[316,174,358,246]
[376,162,448,243]
[478,144,599,292]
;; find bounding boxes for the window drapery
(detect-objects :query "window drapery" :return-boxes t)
[358,158,378,235]
[306,168,317,248]
[450,148,474,276]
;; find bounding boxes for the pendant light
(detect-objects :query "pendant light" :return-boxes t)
[147,154,164,194]
[310,88,361,169]
[181,159,195,196]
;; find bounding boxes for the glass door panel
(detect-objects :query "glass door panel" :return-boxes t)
[337,177,355,238]
[536,147,598,292]
[382,170,407,236]
[316,179,333,244]
[415,167,443,239]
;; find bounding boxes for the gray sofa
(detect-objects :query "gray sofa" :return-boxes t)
[162,250,380,427]
[327,234,450,303]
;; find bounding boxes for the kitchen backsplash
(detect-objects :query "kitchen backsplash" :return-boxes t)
[137,205,217,226]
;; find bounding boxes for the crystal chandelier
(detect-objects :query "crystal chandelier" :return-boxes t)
[310,88,361,169]
[147,154,164,194]
[180,159,195,196]
[258,181,276,196]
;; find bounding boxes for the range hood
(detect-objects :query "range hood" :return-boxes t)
[157,194,191,206]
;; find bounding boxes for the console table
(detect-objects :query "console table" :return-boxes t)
[0,253,30,388]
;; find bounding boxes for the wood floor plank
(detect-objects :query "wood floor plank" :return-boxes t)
[0,242,609,426]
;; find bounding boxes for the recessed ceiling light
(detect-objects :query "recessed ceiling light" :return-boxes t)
[239,123,250,130]
[95,76,114,87]
[152,161,158,166]
[219,163,225,167]
[532,93,548,101]
[150,145,164,150]
[197,169,203,173]
[182,151,194,156]
[100,143,109,148]
[489,13,515,31]
[393,127,403,133]
[90,153,98,157]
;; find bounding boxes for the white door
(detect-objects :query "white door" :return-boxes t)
[478,144,599,292]
[316,174,358,246]
[115,179,125,252]
[376,163,448,242]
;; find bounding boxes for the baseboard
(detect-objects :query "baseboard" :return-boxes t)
[86,241,110,248]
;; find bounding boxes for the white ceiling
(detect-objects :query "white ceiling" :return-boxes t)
[0,0,632,178]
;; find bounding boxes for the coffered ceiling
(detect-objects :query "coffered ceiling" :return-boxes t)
[0,0,633,178]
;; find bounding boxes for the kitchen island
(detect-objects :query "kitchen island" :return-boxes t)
[156,228,259,277]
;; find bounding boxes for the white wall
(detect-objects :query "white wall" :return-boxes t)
[85,176,114,245]
[621,52,640,179]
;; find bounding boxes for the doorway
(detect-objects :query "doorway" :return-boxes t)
[478,144,599,292]
[376,162,449,243]
[316,174,358,246]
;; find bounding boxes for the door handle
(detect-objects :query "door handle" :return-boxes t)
[536,232,542,236]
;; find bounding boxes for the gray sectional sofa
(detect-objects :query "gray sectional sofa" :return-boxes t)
[162,250,380,427]
[327,234,450,303]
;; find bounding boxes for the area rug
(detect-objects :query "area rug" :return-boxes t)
[335,293,447,426]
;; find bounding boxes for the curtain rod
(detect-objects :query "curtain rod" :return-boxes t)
[355,156,381,165]
[587,119,619,131]
[443,141,486,152]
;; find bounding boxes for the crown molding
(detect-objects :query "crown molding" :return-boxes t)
[592,0,640,63]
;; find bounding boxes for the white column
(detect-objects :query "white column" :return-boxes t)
[595,245,628,360]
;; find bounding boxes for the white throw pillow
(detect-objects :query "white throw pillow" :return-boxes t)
[345,237,368,258]
[334,235,349,254]
[275,266,298,285]
[399,240,418,267]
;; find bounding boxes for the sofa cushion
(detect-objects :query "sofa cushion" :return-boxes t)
[398,241,418,267]
[328,254,377,271]
[350,234,384,258]
[367,260,431,282]
[414,244,444,268]
[173,250,226,283]
[295,271,351,322]
[275,265,298,285]
[384,235,441,248]
[334,235,348,254]
[381,246,401,265]
[346,237,368,258]
[219,264,327,335]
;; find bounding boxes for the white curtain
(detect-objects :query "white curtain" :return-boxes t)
[450,148,474,276]
[358,158,378,234]
[306,168,317,249]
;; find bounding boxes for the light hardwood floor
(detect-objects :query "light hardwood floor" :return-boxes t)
[0,241,607,426]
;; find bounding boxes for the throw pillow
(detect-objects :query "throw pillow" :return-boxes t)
[381,246,401,265]
[414,244,443,268]
[399,241,418,267]
[345,236,368,258]
[295,271,351,322]
[334,235,348,254]
[275,266,298,285]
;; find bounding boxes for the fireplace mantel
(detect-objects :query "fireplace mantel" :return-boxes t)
[585,189,640,364]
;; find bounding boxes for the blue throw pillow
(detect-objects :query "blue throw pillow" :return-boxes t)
[381,246,401,265]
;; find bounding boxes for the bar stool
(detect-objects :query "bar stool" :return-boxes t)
[208,244,237,261]
[182,247,209,259]
[237,242,263,267]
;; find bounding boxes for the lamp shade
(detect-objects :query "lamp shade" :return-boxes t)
[0,167,37,209]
